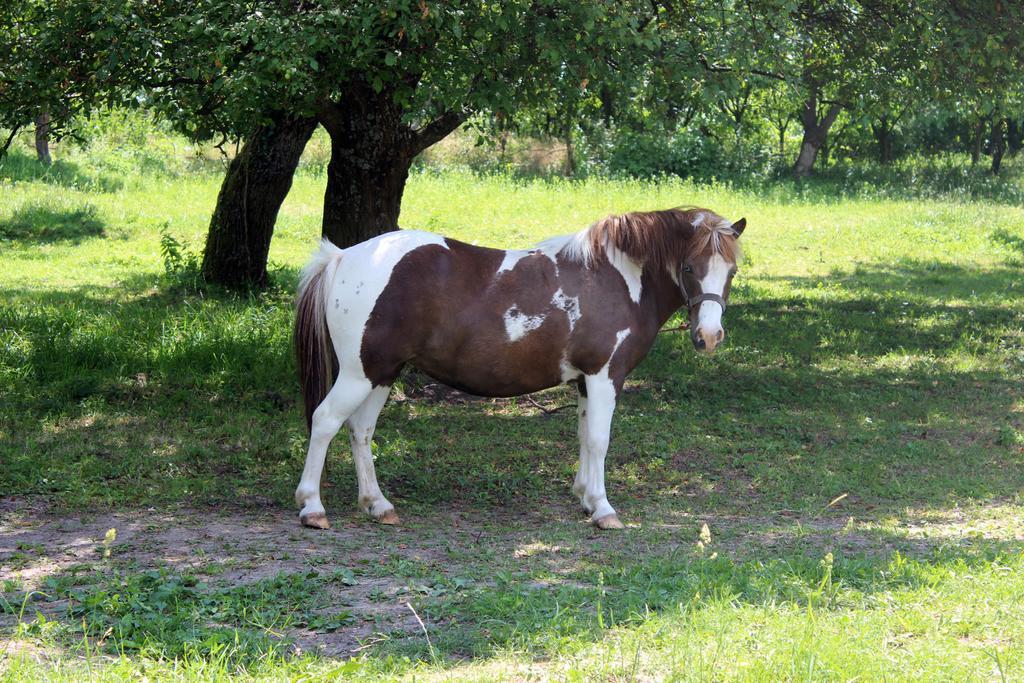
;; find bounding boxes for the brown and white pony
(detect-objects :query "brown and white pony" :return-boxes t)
[294,208,746,530]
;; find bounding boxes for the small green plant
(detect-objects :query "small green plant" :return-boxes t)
[159,225,199,276]
[27,569,356,664]
[158,224,204,291]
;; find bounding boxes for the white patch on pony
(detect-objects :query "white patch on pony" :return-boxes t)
[320,230,450,375]
[560,357,581,382]
[607,246,643,303]
[537,230,594,267]
[503,305,545,342]
[697,252,730,332]
[551,289,581,330]
[611,328,631,356]
[496,249,528,274]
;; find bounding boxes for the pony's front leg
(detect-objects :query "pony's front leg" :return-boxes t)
[578,373,625,530]
[572,393,590,507]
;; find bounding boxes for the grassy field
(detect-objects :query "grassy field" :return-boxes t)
[2,133,1024,681]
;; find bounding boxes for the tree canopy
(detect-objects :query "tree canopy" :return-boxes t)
[2,0,1021,286]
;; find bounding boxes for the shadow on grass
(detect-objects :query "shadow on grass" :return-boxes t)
[0,149,124,192]
[992,228,1024,261]
[2,256,1023,520]
[0,203,106,243]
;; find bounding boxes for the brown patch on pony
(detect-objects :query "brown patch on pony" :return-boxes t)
[294,265,339,432]
[584,207,740,269]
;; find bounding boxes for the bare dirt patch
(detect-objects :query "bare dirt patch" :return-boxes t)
[3,496,1022,660]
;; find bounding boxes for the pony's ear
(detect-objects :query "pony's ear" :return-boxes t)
[731,217,746,236]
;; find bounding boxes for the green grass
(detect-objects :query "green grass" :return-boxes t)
[1,131,1024,681]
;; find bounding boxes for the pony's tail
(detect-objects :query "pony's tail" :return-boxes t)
[294,239,344,432]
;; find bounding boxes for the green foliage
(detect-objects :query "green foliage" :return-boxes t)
[0,0,148,142]
[2,0,655,145]
[586,122,776,181]
[19,569,352,663]
[158,224,205,292]
[3,0,1022,179]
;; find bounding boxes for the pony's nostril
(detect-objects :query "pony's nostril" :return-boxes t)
[716,329,724,342]
[694,336,706,349]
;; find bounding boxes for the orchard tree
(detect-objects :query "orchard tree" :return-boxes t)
[760,82,801,162]
[781,1,919,176]
[926,0,1024,174]
[136,0,655,285]
[3,1,656,286]
[0,0,144,156]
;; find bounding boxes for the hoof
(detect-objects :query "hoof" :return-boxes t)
[376,509,401,525]
[300,512,330,530]
[593,514,625,530]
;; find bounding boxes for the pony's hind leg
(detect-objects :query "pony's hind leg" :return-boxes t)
[295,374,373,529]
[346,385,399,524]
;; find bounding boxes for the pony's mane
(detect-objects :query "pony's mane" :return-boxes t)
[540,207,740,270]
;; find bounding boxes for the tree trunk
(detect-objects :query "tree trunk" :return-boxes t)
[201,115,317,288]
[564,128,575,177]
[319,99,416,247]
[793,94,841,177]
[872,115,894,164]
[777,118,789,160]
[34,112,51,165]
[318,90,467,247]
[1006,118,1021,157]
[990,117,1006,175]
[971,118,985,166]
[321,140,413,246]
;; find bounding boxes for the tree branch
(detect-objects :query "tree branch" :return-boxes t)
[697,54,786,82]
[821,102,843,130]
[411,109,470,154]
[1,124,22,158]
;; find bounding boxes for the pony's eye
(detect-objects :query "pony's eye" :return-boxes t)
[683,264,694,274]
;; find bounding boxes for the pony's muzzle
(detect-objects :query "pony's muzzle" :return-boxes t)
[692,326,724,352]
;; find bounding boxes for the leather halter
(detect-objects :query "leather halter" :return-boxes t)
[678,267,726,313]
[658,268,727,335]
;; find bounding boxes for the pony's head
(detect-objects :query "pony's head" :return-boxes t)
[676,211,745,353]
[554,207,746,353]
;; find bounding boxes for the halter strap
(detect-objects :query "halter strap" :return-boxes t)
[678,271,727,313]
[689,292,726,312]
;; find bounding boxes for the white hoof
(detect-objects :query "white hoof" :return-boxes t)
[375,509,400,525]
[300,511,330,529]
[593,514,625,530]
